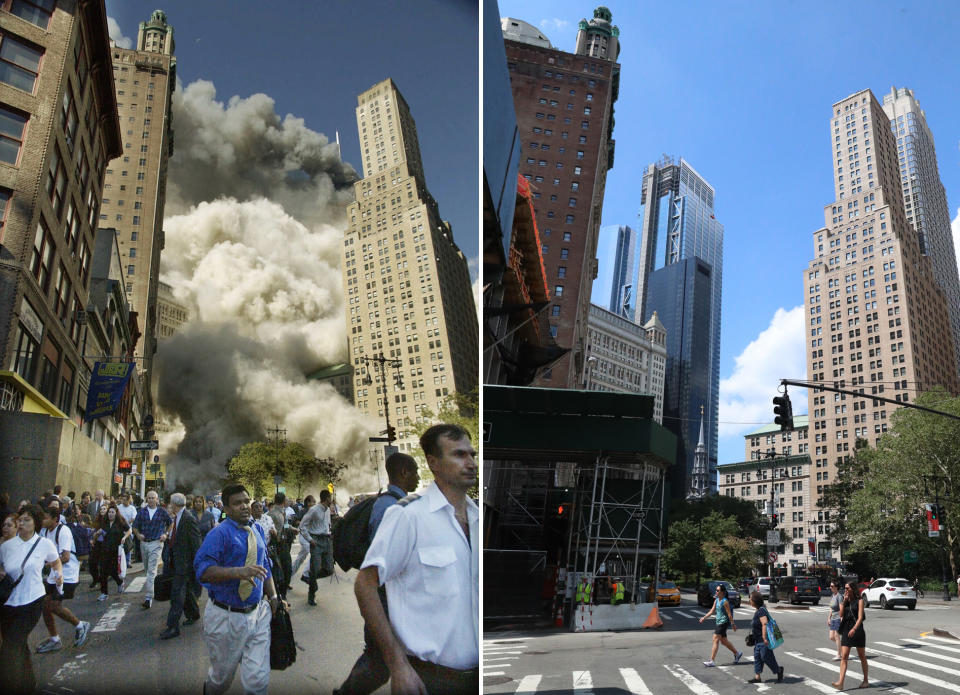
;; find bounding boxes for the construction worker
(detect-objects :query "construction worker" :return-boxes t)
[575,575,592,605]
[610,579,624,605]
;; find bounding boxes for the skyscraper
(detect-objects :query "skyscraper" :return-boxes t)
[502,7,621,388]
[608,224,635,317]
[881,87,960,381]
[804,90,957,515]
[636,157,723,495]
[99,9,176,409]
[342,78,477,452]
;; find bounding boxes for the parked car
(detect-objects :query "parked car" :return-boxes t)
[776,575,821,605]
[647,580,682,606]
[863,578,917,610]
[747,576,776,600]
[697,580,742,608]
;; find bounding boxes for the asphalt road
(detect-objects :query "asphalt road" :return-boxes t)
[484,593,960,694]
[26,541,385,695]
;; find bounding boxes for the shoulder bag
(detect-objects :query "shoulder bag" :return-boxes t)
[765,609,784,649]
[0,537,43,605]
[270,602,297,670]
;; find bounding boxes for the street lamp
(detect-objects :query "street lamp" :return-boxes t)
[267,426,287,494]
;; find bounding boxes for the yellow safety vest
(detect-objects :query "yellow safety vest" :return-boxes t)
[576,580,592,603]
[611,582,624,604]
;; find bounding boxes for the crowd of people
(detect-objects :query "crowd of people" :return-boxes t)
[0,422,480,695]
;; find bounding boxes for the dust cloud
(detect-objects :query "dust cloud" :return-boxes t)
[155,80,381,494]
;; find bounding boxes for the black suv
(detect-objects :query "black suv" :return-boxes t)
[776,575,821,605]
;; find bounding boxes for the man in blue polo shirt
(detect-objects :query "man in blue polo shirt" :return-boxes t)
[194,483,285,695]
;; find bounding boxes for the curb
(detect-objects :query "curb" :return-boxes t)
[933,627,959,640]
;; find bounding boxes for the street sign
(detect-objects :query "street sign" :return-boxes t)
[153,455,159,463]
[766,530,780,546]
[768,551,778,563]
[368,436,389,442]
[273,475,282,485]
[903,549,918,564]
[130,440,159,450]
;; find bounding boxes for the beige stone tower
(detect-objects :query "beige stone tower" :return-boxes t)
[99,9,175,412]
[804,89,958,513]
[341,78,477,453]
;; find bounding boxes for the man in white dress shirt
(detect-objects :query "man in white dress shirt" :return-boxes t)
[353,423,479,695]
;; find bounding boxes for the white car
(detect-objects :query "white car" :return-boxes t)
[747,577,776,599]
[863,578,916,610]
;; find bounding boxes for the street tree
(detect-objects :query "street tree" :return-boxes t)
[226,441,276,499]
[826,389,959,582]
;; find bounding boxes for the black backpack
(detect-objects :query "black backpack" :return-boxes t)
[332,491,403,571]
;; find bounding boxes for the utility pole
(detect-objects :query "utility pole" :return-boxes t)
[359,352,403,445]
[267,426,287,494]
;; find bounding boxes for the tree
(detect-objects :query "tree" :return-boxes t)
[661,517,701,578]
[407,390,479,485]
[226,442,276,499]
[226,440,347,500]
[833,390,960,581]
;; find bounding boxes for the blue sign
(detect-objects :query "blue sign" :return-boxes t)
[84,362,135,421]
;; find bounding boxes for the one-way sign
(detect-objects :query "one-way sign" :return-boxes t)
[130,440,159,450]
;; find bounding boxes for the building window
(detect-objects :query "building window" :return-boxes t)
[0,105,27,164]
[565,214,574,223]
[563,232,572,241]
[7,0,56,29]
[555,285,564,297]
[0,33,42,93]
[560,248,568,259]
[576,151,584,159]
[10,320,39,381]
[558,266,566,278]
[127,264,135,275]
[0,186,10,232]
[129,248,136,258]
[132,215,140,225]
[30,220,54,291]
[551,305,560,316]
[549,325,558,338]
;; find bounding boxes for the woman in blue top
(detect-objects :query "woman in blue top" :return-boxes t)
[748,590,784,684]
[698,583,741,667]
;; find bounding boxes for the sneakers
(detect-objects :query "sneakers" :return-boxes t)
[703,659,715,667]
[142,598,152,609]
[734,650,744,664]
[75,621,91,648]
[97,593,108,602]
[36,637,63,653]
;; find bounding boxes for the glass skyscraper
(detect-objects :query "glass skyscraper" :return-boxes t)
[635,157,723,495]
[608,225,636,318]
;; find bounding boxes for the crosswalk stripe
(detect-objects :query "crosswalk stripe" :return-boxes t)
[676,610,698,618]
[661,612,673,620]
[905,639,960,654]
[820,645,960,678]
[485,638,527,644]
[572,670,594,693]
[812,647,960,692]
[485,656,518,661]
[785,651,922,695]
[91,602,128,633]
[484,650,522,655]
[877,641,960,665]
[919,634,960,644]
[618,667,654,695]
[486,671,506,676]
[125,576,145,593]
[663,664,721,695]
[514,675,541,693]
[717,665,770,691]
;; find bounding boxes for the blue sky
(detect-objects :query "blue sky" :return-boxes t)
[496,0,960,466]
[105,0,479,276]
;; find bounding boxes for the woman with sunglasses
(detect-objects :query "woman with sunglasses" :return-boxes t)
[698,583,741,667]
[832,581,868,690]
[827,581,843,661]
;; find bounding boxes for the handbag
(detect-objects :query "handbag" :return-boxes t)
[745,633,756,647]
[153,572,174,602]
[0,537,42,604]
[766,614,784,649]
[269,602,297,670]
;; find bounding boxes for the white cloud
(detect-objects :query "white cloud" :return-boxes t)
[539,18,570,33]
[719,306,807,440]
[107,17,132,49]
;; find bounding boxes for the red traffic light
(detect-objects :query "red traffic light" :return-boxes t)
[558,504,565,516]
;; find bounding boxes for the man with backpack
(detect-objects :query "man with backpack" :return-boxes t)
[333,452,420,695]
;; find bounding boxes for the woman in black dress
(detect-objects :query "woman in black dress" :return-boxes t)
[832,581,868,690]
[96,504,129,601]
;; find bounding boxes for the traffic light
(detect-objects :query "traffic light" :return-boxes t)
[773,393,794,431]
[327,482,334,494]
[386,425,396,441]
[771,513,778,528]
[938,504,946,525]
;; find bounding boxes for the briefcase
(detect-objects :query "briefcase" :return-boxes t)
[153,573,173,602]
[270,603,297,670]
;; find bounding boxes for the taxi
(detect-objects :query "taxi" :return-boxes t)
[647,580,682,605]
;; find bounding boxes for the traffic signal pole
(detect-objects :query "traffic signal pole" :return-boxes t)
[779,379,960,421]
[922,475,952,601]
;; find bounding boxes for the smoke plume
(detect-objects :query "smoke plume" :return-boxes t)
[156,79,379,493]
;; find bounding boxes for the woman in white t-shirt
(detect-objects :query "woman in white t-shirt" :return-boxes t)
[0,504,62,695]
